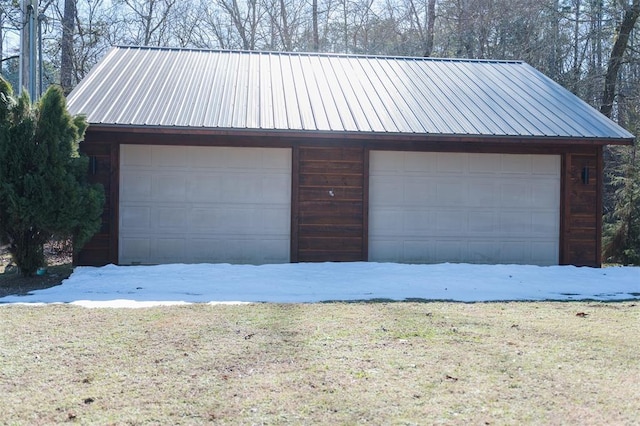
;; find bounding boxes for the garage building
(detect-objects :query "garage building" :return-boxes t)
[67,46,634,267]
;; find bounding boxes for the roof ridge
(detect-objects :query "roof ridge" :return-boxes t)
[113,45,524,64]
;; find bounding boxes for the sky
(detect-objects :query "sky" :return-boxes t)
[0,262,638,308]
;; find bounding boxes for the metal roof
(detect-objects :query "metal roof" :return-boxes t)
[67,46,634,141]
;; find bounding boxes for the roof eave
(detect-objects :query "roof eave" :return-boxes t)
[82,123,635,146]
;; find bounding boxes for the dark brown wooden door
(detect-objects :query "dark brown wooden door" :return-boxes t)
[293,146,366,262]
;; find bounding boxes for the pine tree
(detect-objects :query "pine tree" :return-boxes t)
[0,78,104,276]
[603,112,640,265]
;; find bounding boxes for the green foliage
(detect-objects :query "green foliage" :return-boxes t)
[0,78,104,276]
[603,111,640,265]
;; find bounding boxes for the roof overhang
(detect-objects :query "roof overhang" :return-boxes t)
[83,123,635,146]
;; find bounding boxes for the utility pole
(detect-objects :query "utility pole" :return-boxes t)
[20,0,38,100]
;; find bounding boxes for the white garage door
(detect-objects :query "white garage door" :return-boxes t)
[369,151,560,265]
[119,145,291,264]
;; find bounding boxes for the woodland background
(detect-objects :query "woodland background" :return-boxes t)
[0,0,638,263]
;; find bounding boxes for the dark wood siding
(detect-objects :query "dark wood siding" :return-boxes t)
[75,141,119,266]
[293,146,366,262]
[561,149,602,266]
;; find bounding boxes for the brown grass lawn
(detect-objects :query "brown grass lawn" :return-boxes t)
[0,302,638,425]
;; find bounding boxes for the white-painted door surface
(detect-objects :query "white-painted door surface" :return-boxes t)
[119,145,291,264]
[369,151,560,265]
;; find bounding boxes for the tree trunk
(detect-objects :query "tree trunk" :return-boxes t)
[343,0,348,53]
[279,0,290,50]
[312,0,319,51]
[572,0,581,93]
[425,0,436,56]
[60,0,75,95]
[143,0,154,45]
[550,0,561,79]
[601,0,640,118]
[0,10,4,75]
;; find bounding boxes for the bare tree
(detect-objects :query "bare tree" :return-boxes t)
[264,0,310,50]
[46,0,110,92]
[601,0,640,118]
[199,0,265,50]
[113,0,177,46]
[60,0,75,94]
[169,2,200,47]
[0,1,21,85]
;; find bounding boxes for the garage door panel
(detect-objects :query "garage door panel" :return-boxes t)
[369,151,560,265]
[403,241,434,263]
[370,151,403,172]
[369,177,404,205]
[188,175,223,201]
[225,148,263,169]
[498,211,532,235]
[120,145,291,265]
[402,210,434,233]
[435,241,463,262]
[436,181,466,205]
[532,182,560,206]
[368,239,402,262]
[468,153,500,173]
[405,153,437,172]
[531,241,558,264]
[152,239,187,263]
[436,153,466,173]
[404,179,434,204]
[119,238,150,263]
[265,150,292,170]
[155,208,188,230]
[261,208,292,232]
[189,207,221,229]
[189,207,288,234]
[120,172,152,201]
[369,210,403,235]
[532,155,560,175]
[184,238,286,263]
[468,242,500,263]
[220,175,259,202]
[212,208,255,233]
[259,240,291,263]
[189,148,228,169]
[532,212,559,235]
[122,145,152,167]
[500,242,527,263]
[468,182,497,205]
[501,155,532,174]
[468,211,497,233]
[501,182,532,207]
[121,206,151,230]
[155,145,188,167]
[188,239,221,261]
[153,175,188,202]
[434,211,467,234]
[263,176,292,203]
[194,238,289,264]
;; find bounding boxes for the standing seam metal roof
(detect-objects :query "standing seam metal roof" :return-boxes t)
[67,46,634,140]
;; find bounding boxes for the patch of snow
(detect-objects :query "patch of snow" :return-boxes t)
[0,262,638,308]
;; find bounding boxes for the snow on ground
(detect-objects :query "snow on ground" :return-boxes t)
[1,262,639,308]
